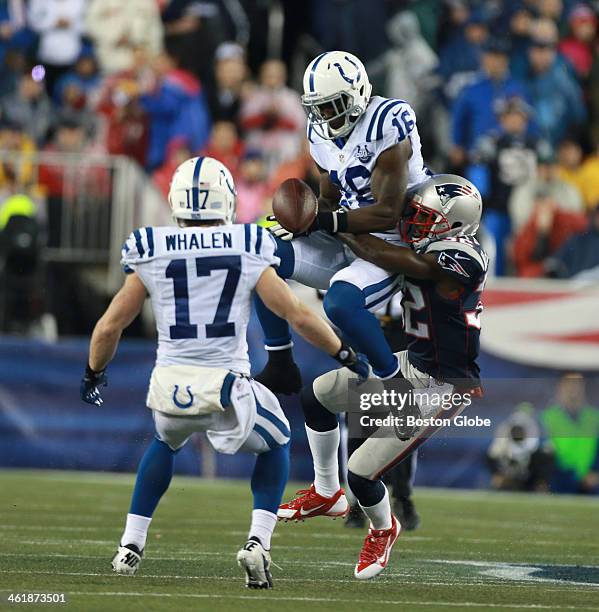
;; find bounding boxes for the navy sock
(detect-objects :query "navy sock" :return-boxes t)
[348,470,386,507]
[301,384,338,432]
[324,281,397,377]
[254,237,295,349]
[251,443,290,513]
[130,438,176,517]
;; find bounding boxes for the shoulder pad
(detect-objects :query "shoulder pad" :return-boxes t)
[121,227,156,273]
[425,237,488,285]
[365,98,415,144]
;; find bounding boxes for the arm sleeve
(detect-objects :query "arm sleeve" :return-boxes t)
[120,227,155,273]
[377,101,417,152]
[243,225,281,286]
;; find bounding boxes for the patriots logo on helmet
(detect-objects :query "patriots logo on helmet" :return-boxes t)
[435,183,480,208]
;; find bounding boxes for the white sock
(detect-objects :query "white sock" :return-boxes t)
[360,486,392,530]
[306,425,340,498]
[248,509,277,550]
[120,513,152,551]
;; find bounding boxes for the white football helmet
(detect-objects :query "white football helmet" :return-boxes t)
[399,174,483,250]
[302,51,372,140]
[168,156,237,224]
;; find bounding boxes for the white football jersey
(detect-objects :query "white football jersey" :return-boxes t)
[308,95,431,219]
[121,224,279,375]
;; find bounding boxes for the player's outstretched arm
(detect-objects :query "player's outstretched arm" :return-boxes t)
[255,267,369,379]
[338,233,441,280]
[89,273,147,371]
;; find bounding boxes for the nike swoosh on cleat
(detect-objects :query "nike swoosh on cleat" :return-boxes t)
[300,504,326,516]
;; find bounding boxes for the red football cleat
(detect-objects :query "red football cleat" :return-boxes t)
[277,484,349,521]
[354,515,401,580]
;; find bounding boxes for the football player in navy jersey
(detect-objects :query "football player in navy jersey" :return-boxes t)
[278,175,488,580]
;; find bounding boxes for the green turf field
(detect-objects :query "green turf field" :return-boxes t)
[1,470,598,612]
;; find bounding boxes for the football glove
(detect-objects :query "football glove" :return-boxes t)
[254,347,302,395]
[334,344,370,383]
[80,364,108,406]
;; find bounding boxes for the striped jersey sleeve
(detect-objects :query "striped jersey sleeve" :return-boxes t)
[120,227,156,273]
[242,224,280,286]
[364,98,417,151]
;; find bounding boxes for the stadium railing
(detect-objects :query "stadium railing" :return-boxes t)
[0,150,170,293]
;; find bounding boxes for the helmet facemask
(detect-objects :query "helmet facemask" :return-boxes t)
[399,195,452,249]
[302,90,364,140]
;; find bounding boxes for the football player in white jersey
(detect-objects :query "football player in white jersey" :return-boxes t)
[256,50,431,392]
[80,156,368,589]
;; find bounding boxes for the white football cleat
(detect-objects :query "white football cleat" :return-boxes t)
[111,544,143,575]
[236,539,273,589]
[354,515,401,580]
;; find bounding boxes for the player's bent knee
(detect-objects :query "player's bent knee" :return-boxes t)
[347,446,378,480]
[322,281,364,326]
[312,367,353,415]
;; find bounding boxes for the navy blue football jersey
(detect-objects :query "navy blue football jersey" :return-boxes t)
[402,236,488,383]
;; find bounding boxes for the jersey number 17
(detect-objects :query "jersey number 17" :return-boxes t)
[166,255,241,339]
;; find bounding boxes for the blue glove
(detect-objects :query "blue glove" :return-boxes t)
[334,344,370,383]
[80,364,108,406]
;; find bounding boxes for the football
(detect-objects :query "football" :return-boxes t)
[272,178,318,234]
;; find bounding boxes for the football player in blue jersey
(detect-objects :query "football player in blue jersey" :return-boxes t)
[278,175,488,580]
[255,50,432,396]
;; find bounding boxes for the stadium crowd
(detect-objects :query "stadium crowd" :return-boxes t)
[1,0,599,290]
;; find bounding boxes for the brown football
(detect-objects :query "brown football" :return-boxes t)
[272,178,318,233]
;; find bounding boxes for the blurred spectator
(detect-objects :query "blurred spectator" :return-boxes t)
[512,187,588,277]
[470,97,549,275]
[206,43,249,126]
[94,49,151,166]
[240,59,305,170]
[152,140,192,199]
[1,70,55,144]
[161,0,225,88]
[525,18,586,146]
[38,116,108,247]
[0,118,36,189]
[201,121,244,181]
[450,37,528,169]
[546,204,599,278]
[438,8,488,106]
[0,0,31,67]
[235,150,270,223]
[541,373,599,494]
[27,0,86,97]
[138,50,211,170]
[38,116,105,196]
[556,138,599,211]
[54,50,101,107]
[369,11,439,118]
[509,154,584,232]
[558,4,597,80]
[0,47,26,97]
[487,404,553,492]
[86,0,164,75]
